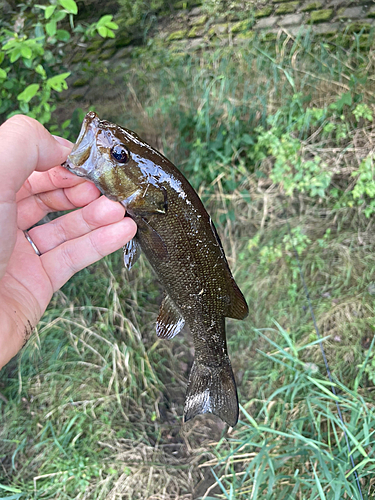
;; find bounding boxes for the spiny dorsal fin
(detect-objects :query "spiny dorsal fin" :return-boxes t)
[156,294,185,340]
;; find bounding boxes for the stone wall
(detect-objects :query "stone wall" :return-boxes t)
[160,0,375,51]
[65,0,375,105]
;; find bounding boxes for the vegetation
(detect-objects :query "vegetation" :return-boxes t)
[1,1,375,498]
[0,0,118,125]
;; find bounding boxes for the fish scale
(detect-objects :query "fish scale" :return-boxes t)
[63,111,248,427]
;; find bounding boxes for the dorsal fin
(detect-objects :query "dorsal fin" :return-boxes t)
[209,218,249,320]
[227,280,249,320]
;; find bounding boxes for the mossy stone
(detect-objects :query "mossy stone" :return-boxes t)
[98,48,117,60]
[301,1,322,12]
[72,93,85,101]
[188,26,204,37]
[191,14,207,25]
[236,30,254,40]
[309,9,333,23]
[167,29,188,41]
[71,51,86,64]
[115,33,133,48]
[272,0,294,3]
[87,39,104,52]
[231,19,251,33]
[275,1,299,15]
[174,1,188,9]
[255,6,273,18]
[347,22,371,34]
[368,9,375,18]
[72,76,90,88]
[262,31,278,41]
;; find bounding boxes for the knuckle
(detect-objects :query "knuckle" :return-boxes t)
[89,232,105,259]
[60,243,79,275]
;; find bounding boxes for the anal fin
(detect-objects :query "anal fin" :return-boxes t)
[156,294,185,340]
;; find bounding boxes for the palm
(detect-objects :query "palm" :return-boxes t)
[0,166,136,362]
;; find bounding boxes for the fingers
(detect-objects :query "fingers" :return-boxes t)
[16,166,87,203]
[27,196,126,253]
[17,180,101,230]
[0,115,72,281]
[40,216,137,293]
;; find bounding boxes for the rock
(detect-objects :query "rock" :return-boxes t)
[189,6,202,16]
[309,9,334,23]
[275,2,299,15]
[254,16,278,29]
[231,20,252,33]
[255,6,273,18]
[190,14,207,26]
[301,1,323,12]
[167,29,188,41]
[314,22,340,34]
[277,13,304,26]
[338,6,364,20]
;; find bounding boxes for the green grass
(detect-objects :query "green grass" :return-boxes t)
[2,22,375,499]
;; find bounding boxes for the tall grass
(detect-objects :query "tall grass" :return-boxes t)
[1,26,375,499]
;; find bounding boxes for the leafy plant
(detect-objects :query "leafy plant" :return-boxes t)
[0,0,118,125]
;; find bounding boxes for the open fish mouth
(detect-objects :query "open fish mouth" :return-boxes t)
[62,111,100,177]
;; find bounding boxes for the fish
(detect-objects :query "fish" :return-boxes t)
[63,111,249,427]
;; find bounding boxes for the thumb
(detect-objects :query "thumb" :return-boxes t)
[0,114,72,195]
[0,115,72,280]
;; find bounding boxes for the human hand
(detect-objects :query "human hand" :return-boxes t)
[0,115,137,369]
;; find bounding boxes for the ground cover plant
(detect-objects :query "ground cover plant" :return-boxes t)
[1,3,375,498]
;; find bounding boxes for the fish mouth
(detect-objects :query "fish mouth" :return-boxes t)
[62,111,100,178]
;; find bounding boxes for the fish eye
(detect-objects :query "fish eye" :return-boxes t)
[111,144,129,163]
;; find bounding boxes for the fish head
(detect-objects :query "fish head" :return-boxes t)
[63,111,165,202]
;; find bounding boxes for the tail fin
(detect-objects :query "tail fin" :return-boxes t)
[184,359,239,427]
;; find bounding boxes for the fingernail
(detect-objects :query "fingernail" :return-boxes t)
[53,135,73,154]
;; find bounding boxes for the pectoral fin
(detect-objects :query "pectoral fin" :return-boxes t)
[136,217,169,261]
[156,294,185,339]
[123,237,141,270]
[122,185,168,215]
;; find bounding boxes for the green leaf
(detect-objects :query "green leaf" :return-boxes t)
[17,84,40,103]
[35,64,46,78]
[47,72,70,91]
[0,68,7,80]
[105,21,118,30]
[59,0,78,14]
[332,92,352,112]
[45,5,56,19]
[55,29,70,42]
[9,48,22,63]
[0,52,4,65]
[97,15,113,27]
[97,26,108,38]
[46,20,57,37]
[54,11,67,22]
[0,484,22,493]
[20,45,32,59]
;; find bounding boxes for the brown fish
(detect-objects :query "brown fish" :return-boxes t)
[63,112,248,426]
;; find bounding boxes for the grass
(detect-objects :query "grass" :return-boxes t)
[2,21,375,500]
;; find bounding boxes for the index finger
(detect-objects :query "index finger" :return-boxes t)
[16,166,92,203]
